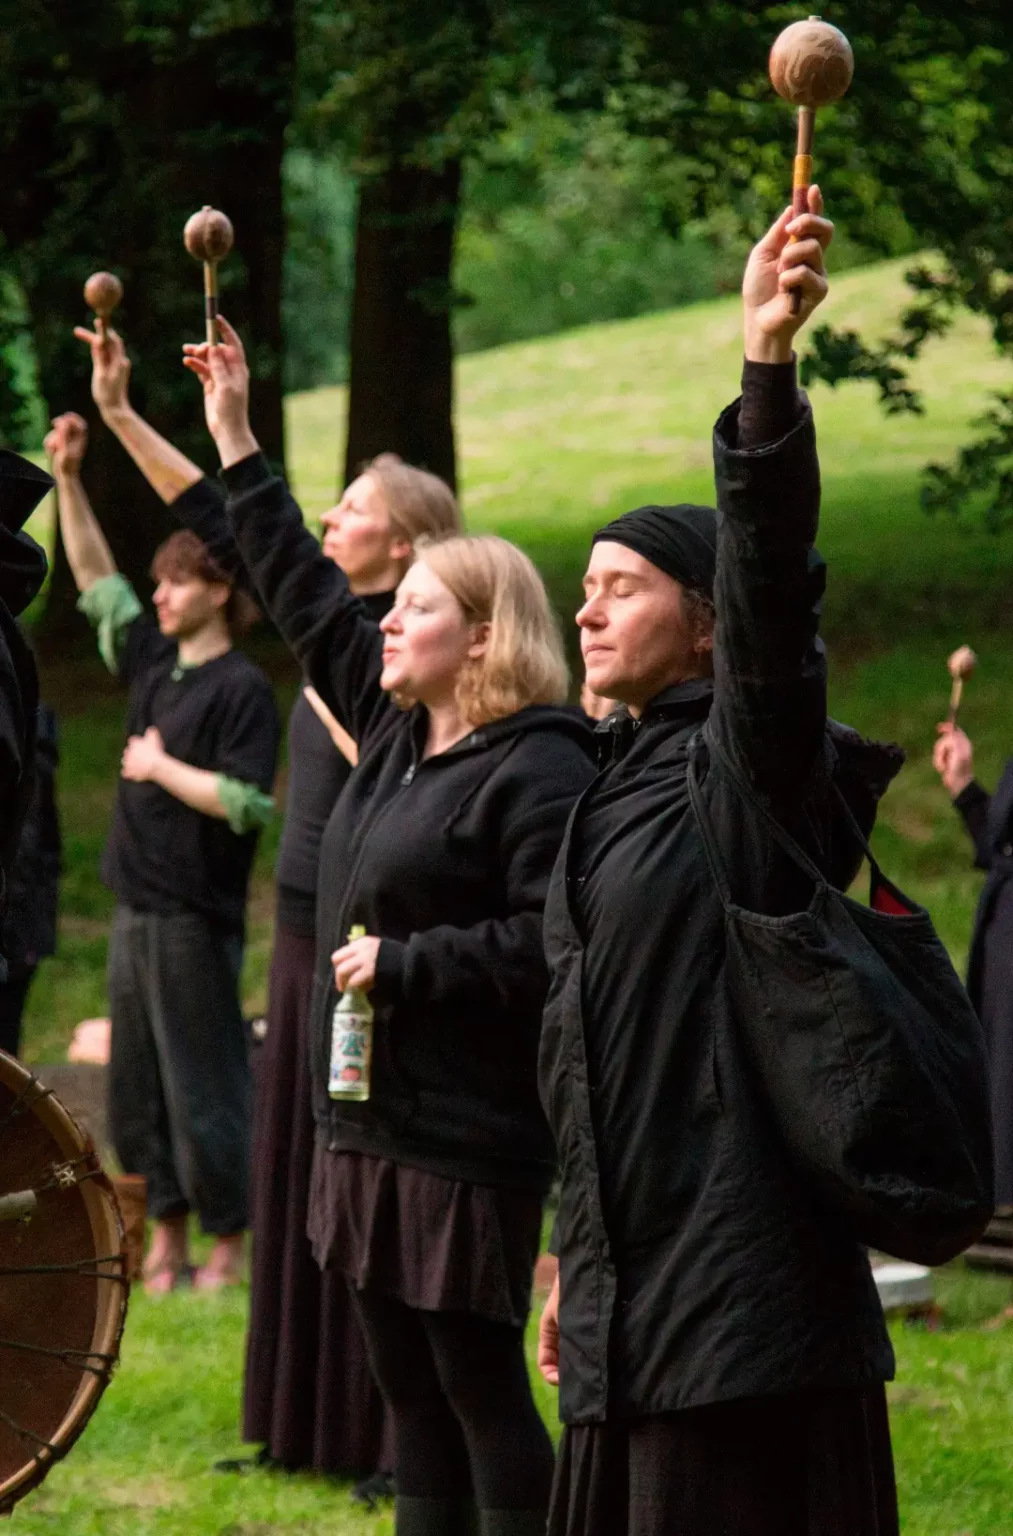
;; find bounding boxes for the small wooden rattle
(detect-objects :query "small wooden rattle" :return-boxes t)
[183,205,234,346]
[769,14,854,315]
[83,272,123,337]
[947,645,977,726]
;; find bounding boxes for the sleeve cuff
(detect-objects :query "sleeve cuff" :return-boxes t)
[219,452,275,497]
[215,774,275,834]
[77,573,143,674]
[171,476,225,513]
[953,780,988,814]
[373,939,408,1004]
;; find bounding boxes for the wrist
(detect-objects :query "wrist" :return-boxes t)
[99,401,136,431]
[54,466,84,487]
[215,424,261,471]
[947,770,974,800]
[744,324,795,366]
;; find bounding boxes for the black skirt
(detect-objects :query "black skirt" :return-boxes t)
[308,1146,544,1328]
[243,921,392,1475]
[548,1386,898,1536]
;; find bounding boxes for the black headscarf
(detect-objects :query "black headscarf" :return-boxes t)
[592,503,717,599]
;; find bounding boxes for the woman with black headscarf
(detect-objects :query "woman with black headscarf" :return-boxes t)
[537,192,905,1536]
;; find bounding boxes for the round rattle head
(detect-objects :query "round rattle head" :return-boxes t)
[183,206,234,264]
[83,271,123,319]
[769,16,854,108]
[948,645,977,681]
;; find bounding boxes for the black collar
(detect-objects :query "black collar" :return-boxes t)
[594,678,713,766]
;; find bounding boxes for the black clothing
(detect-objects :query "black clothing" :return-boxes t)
[244,922,391,1474]
[108,906,250,1233]
[0,962,35,1058]
[540,366,897,1429]
[592,503,717,599]
[102,621,279,933]
[222,451,597,1191]
[349,1285,555,1514]
[955,767,1013,1205]
[3,703,60,970]
[548,1387,897,1536]
[0,452,52,960]
[276,588,393,913]
[308,1151,544,1328]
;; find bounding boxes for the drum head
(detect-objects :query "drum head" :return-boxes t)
[0,1052,128,1513]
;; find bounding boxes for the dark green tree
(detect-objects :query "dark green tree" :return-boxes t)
[0,0,294,633]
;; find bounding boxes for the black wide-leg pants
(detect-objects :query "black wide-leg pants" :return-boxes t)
[107,904,250,1235]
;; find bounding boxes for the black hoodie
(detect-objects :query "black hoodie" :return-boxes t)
[0,451,52,960]
[223,454,596,1189]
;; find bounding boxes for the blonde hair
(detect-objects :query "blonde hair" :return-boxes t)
[365,453,461,576]
[416,535,569,726]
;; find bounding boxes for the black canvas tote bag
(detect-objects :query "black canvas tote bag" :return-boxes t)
[686,736,993,1265]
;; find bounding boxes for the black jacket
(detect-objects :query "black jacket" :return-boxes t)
[3,703,60,968]
[0,451,52,975]
[954,766,1013,1011]
[223,454,596,1189]
[539,384,899,1425]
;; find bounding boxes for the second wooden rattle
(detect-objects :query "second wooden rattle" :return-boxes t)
[183,206,234,346]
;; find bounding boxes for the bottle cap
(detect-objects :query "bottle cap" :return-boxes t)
[348,924,367,941]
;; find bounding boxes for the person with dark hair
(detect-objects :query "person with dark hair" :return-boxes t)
[0,451,52,998]
[933,722,1013,1212]
[0,701,61,1058]
[45,409,280,1294]
[180,316,597,1536]
[74,317,459,1479]
[537,192,905,1536]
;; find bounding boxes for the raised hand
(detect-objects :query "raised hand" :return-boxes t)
[933,723,975,800]
[44,412,89,479]
[743,185,833,363]
[73,324,132,418]
[182,315,259,468]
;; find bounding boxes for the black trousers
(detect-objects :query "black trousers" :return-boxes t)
[0,961,36,1057]
[349,1283,554,1515]
[107,905,249,1234]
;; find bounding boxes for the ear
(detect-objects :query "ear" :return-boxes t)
[209,581,232,613]
[695,630,714,657]
[388,535,412,565]
[467,620,491,660]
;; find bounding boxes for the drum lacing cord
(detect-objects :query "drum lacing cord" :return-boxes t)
[0,1405,69,1461]
[0,1336,117,1378]
[0,1073,53,1146]
[0,1254,128,1285]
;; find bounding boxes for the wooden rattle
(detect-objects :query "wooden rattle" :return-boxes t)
[769,15,854,314]
[83,272,123,336]
[183,205,234,346]
[947,645,977,726]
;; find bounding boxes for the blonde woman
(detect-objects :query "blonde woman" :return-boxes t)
[76,320,460,1481]
[185,323,595,1536]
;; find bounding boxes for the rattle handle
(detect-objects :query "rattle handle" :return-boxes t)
[948,676,964,725]
[788,107,815,317]
[204,261,220,347]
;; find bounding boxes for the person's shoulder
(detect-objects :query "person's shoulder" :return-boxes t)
[498,708,597,786]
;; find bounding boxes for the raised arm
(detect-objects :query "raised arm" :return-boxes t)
[707,191,833,801]
[183,319,390,743]
[44,415,116,592]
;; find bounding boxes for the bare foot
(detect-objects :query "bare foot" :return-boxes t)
[193,1233,246,1291]
[142,1214,189,1292]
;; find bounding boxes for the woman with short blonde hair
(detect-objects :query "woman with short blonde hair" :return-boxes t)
[186,323,596,1536]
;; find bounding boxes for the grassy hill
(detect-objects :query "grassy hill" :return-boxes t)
[22,256,1013,1059]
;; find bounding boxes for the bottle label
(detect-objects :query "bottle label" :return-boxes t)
[328,1004,373,1098]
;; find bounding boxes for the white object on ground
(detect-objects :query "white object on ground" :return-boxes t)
[874,1262,934,1313]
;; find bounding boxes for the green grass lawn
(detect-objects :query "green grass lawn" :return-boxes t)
[10,1262,1013,1534]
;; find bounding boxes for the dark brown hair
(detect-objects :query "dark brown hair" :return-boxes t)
[151,530,259,635]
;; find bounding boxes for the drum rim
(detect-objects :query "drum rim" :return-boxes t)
[0,1053,129,1511]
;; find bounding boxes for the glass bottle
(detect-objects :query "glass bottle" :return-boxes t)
[328,924,374,1102]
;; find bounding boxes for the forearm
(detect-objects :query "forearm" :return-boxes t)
[54,473,117,591]
[953,780,991,869]
[149,756,228,819]
[100,405,204,505]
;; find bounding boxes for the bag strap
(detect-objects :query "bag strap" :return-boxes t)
[685,738,735,910]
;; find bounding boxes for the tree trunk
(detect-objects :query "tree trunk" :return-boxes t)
[344,160,461,491]
[0,5,293,642]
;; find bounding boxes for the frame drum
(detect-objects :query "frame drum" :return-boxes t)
[0,1053,129,1513]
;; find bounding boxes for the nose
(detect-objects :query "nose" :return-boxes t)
[321,503,341,528]
[576,595,601,629]
[379,609,400,635]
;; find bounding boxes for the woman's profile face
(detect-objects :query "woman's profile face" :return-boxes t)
[379,560,486,709]
[321,472,407,584]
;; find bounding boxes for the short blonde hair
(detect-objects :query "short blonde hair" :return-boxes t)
[417,535,569,726]
[365,454,461,576]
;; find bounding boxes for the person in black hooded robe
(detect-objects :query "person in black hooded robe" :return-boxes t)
[0,450,52,979]
[537,192,906,1536]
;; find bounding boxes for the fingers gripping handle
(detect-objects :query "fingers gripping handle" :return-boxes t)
[788,107,815,316]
